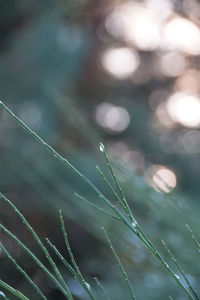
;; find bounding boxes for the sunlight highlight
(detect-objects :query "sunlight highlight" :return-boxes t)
[101,47,140,79]
[152,166,177,193]
[159,52,186,77]
[96,103,130,132]
[162,17,200,55]
[167,93,200,128]
[105,2,161,51]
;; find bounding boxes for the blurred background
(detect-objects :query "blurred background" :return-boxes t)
[0,0,200,299]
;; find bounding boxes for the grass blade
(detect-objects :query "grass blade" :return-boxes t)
[0,279,29,300]
[96,165,126,211]
[186,225,200,253]
[162,240,199,300]
[0,224,71,299]
[102,227,136,300]
[74,193,121,221]
[46,238,97,300]
[99,143,134,221]
[94,277,111,300]
[0,102,197,300]
[59,210,97,300]
[0,242,47,300]
[0,192,73,300]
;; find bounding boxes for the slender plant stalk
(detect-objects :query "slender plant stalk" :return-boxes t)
[0,101,196,300]
[59,210,97,300]
[0,224,71,299]
[46,238,97,300]
[96,164,128,214]
[96,164,157,253]
[59,210,84,280]
[162,240,199,300]
[74,192,121,221]
[186,225,200,253]
[0,242,47,300]
[99,143,134,220]
[45,238,77,276]
[94,278,111,300]
[0,279,29,300]
[102,227,136,300]
[0,192,73,300]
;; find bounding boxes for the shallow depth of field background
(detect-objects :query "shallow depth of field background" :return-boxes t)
[0,1,200,299]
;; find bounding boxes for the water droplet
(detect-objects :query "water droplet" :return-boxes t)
[85,282,91,290]
[0,291,6,297]
[175,274,180,279]
[131,220,137,228]
[166,264,169,269]
[99,142,105,152]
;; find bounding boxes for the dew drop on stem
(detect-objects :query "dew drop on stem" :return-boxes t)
[85,282,91,290]
[99,142,105,152]
[131,220,137,228]
[0,291,6,297]
[175,274,180,280]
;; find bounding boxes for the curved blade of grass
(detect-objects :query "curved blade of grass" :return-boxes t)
[99,143,134,221]
[186,225,200,254]
[96,166,156,253]
[0,192,73,300]
[162,240,199,300]
[0,242,47,300]
[74,193,121,221]
[0,102,128,226]
[59,210,97,300]
[45,238,77,276]
[102,227,136,300]
[0,102,152,241]
[0,224,71,299]
[59,210,84,280]
[46,238,97,300]
[0,279,29,300]
[96,164,155,252]
[94,278,111,300]
[96,164,128,214]
[0,102,196,300]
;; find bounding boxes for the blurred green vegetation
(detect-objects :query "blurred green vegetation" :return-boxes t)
[1,0,200,299]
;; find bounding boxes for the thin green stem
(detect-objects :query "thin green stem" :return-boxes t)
[186,225,200,253]
[46,238,77,276]
[96,165,127,213]
[96,165,155,253]
[0,242,47,300]
[99,143,134,221]
[94,278,111,300]
[46,238,97,300]
[0,279,29,300]
[102,227,136,300]
[162,240,199,300]
[59,210,84,280]
[0,224,71,299]
[0,102,196,300]
[59,210,97,300]
[0,192,73,300]
[74,193,121,221]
